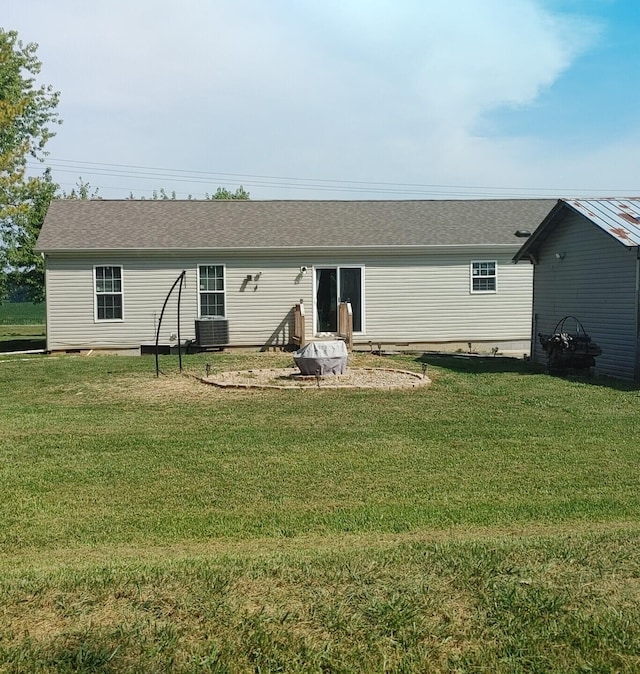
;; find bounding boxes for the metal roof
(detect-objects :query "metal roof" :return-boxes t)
[35,198,556,252]
[513,198,640,263]
[565,198,640,246]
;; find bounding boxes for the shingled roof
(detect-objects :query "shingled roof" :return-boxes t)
[35,199,556,252]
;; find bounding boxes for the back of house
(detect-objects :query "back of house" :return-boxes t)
[35,198,555,354]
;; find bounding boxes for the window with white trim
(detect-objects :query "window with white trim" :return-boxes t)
[471,261,497,293]
[198,265,225,316]
[94,266,123,320]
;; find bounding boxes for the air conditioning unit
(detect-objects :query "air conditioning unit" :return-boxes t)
[195,318,229,347]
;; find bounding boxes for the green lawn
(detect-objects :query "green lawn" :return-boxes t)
[1,351,639,672]
[0,301,45,325]
[0,302,46,352]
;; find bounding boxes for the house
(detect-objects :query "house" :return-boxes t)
[513,198,640,380]
[35,198,555,354]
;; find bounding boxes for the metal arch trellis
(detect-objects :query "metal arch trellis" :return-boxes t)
[155,270,187,377]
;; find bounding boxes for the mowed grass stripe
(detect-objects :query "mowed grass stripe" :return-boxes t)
[2,520,640,573]
[2,529,640,672]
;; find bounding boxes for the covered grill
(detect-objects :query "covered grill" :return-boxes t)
[293,340,348,375]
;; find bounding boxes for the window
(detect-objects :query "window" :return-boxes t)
[94,266,123,320]
[198,265,225,316]
[471,261,497,293]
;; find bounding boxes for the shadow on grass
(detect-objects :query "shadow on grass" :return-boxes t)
[563,373,640,393]
[0,337,46,353]
[416,353,640,392]
[415,353,537,375]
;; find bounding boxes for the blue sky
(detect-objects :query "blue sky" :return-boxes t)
[488,1,639,144]
[3,0,639,199]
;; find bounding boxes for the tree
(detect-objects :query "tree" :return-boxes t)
[127,185,250,200]
[0,28,61,303]
[3,169,57,301]
[208,185,250,200]
[60,178,100,200]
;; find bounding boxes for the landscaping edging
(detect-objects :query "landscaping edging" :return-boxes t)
[199,367,430,390]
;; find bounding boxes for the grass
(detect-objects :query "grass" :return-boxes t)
[0,301,45,325]
[1,351,640,671]
[0,302,45,352]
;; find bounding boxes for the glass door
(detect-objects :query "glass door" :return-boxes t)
[338,267,362,332]
[315,268,338,332]
[315,267,362,334]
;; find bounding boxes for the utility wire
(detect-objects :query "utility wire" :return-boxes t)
[29,157,630,199]
[38,157,565,192]
[45,167,559,198]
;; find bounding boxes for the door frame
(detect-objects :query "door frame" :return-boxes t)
[313,265,365,336]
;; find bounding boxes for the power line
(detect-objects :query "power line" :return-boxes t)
[45,167,551,198]
[28,156,634,199]
[40,156,562,192]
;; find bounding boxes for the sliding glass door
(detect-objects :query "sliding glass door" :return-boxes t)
[315,267,363,333]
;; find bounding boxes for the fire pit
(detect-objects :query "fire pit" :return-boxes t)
[293,340,348,375]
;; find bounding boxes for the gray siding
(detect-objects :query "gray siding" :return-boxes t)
[44,248,532,351]
[530,212,638,379]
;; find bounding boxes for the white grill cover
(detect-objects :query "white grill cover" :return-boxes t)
[294,340,348,375]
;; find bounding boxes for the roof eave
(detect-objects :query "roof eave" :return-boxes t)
[512,199,565,263]
[38,243,523,255]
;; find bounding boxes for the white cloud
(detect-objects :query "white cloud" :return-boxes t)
[4,0,618,197]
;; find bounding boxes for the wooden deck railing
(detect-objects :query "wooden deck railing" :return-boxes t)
[292,302,306,347]
[338,302,353,351]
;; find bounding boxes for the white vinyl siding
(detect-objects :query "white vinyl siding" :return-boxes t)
[530,212,638,379]
[49,258,194,350]
[43,248,532,351]
[94,265,123,321]
[363,251,530,343]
